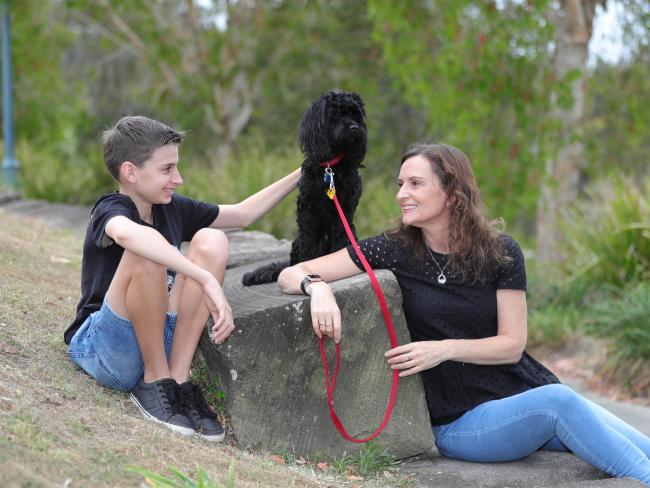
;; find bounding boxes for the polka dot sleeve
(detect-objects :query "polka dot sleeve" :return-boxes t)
[496,235,527,290]
[345,234,393,271]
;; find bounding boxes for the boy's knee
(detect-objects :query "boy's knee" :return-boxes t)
[190,228,229,262]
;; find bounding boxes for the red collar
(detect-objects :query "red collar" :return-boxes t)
[319,154,344,167]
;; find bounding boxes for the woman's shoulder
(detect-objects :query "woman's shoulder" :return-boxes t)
[353,233,409,269]
[498,233,524,259]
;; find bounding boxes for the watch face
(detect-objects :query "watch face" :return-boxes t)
[307,274,322,281]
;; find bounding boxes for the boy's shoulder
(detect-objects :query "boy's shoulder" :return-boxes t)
[90,192,138,218]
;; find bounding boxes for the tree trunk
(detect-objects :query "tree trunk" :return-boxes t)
[536,0,599,262]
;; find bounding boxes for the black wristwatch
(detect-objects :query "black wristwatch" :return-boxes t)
[300,274,323,295]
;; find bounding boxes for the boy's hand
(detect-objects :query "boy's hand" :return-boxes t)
[203,278,234,344]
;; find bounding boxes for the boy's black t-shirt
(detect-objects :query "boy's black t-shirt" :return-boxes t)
[346,234,559,425]
[64,192,220,345]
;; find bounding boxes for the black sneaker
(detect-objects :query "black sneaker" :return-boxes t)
[178,381,225,442]
[130,378,195,436]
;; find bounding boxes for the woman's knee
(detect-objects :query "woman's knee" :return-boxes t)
[534,384,583,413]
[189,228,229,264]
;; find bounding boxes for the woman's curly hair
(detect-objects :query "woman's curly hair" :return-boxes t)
[386,143,509,284]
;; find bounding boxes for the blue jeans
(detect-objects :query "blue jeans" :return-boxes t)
[433,384,650,484]
[67,299,177,391]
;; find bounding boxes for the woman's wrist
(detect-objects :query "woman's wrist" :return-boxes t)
[440,339,468,363]
[306,281,329,296]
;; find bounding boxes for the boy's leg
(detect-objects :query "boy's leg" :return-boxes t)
[70,248,195,436]
[167,228,229,442]
[105,250,170,382]
[167,228,229,382]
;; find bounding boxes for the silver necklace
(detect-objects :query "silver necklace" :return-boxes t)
[426,246,450,284]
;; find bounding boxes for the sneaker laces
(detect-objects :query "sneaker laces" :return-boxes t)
[158,379,184,416]
[181,382,217,420]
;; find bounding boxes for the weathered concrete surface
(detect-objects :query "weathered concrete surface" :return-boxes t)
[399,449,645,487]
[224,230,290,269]
[199,261,435,459]
[0,193,91,234]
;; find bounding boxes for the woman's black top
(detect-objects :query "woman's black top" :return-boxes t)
[346,234,559,425]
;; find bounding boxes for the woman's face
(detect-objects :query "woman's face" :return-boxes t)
[396,155,449,229]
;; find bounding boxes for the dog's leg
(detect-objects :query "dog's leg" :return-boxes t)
[241,260,290,286]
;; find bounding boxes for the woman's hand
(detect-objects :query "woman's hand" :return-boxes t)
[385,340,452,377]
[308,282,342,343]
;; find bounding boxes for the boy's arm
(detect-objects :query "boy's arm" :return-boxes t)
[105,216,232,333]
[210,167,301,229]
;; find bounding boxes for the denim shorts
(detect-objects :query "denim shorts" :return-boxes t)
[67,299,177,392]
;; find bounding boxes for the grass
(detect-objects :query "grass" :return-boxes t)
[330,441,399,479]
[0,211,411,487]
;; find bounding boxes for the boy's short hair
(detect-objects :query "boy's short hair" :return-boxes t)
[102,116,184,181]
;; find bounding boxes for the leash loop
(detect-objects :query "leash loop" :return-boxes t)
[317,165,400,443]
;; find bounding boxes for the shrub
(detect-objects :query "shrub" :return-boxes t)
[16,137,113,204]
[559,176,650,288]
[526,259,593,350]
[182,147,301,239]
[183,148,399,240]
[585,282,650,397]
[527,305,584,350]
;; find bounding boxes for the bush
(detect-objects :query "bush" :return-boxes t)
[526,259,593,349]
[528,305,584,350]
[182,147,301,239]
[559,176,650,288]
[183,148,399,240]
[16,137,113,204]
[585,282,650,396]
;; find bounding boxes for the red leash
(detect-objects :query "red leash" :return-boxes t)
[318,164,400,443]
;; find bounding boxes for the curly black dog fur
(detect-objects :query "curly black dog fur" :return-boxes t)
[242,89,367,286]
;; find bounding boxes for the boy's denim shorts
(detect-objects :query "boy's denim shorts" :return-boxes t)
[67,299,177,392]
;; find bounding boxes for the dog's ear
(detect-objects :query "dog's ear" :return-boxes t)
[298,95,330,160]
[351,92,366,118]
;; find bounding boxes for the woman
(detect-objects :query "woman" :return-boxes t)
[278,143,650,483]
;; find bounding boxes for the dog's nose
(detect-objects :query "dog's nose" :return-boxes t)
[348,123,360,132]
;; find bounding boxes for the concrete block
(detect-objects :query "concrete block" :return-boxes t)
[199,262,435,459]
[224,230,290,270]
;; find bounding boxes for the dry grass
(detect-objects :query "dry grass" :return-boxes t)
[0,212,368,487]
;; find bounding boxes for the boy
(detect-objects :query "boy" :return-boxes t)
[65,116,300,441]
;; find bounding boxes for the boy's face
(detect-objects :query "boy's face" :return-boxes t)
[128,144,183,205]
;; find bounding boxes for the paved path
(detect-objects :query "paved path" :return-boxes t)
[1,192,648,487]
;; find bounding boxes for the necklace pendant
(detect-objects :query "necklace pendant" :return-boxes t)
[437,273,447,285]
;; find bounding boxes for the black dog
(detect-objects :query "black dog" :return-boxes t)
[242,89,367,286]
